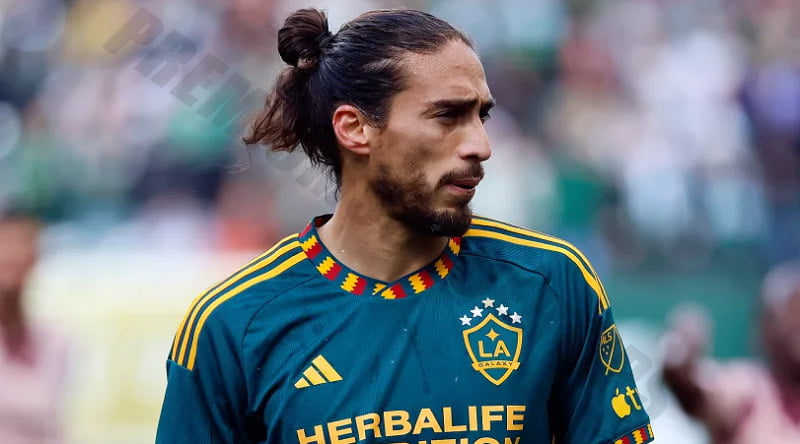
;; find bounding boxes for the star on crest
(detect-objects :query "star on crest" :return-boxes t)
[459,315,472,326]
[470,306,484,318]
[496,304,509,316]
[486,328,500,341]
[510,312,522,324]
[481,297,495,308]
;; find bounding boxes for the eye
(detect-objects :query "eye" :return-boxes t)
[434,110,460,123]
[479,111,492,124]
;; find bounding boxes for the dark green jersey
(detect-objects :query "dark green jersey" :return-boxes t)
[157,215,653,444]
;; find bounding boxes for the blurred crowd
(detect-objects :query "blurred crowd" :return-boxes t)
[1,0,799,442]
[0,0,798,269]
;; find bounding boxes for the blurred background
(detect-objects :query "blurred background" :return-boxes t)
[0,0,798,442]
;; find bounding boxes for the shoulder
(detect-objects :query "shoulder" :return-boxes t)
[168,233,309,371]
[711,360,771,394]
[461,214,610,313]
[701,359,767,426]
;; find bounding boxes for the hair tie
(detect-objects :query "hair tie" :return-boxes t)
[316,31,334,51]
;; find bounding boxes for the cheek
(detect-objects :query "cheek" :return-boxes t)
[376,120,455,185]
[377,131,428,168]
[400,150,449,191]
[0,263,29,290]
[774,313,800,350]
[386,115,448,154]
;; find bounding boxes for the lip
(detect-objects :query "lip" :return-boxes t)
[445,184,476,196]
[445,177,481,196]
[449,177,482,188]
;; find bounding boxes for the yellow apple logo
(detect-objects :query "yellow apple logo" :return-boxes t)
[611,386,643,419]
[611,388,631,418]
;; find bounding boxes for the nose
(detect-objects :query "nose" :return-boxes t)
[458,121,492,162]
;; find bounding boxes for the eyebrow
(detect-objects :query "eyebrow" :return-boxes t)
[422,97,496,114]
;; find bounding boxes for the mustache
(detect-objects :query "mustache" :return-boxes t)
[438,163,485,186]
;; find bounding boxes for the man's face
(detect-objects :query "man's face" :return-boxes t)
[0,219,39,301]
[366,40,494,237]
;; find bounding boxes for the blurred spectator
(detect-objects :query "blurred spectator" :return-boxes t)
[0,0,794,263]
[0,208,69,444]
[661,261,800,443]
[739,0,800,265]
[0,0,798,441]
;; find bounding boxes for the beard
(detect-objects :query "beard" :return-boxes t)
[369,162,483,237]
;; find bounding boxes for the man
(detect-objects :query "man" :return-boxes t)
[662,262,800,443]
[157,8,652,444]
[0,209,69,444]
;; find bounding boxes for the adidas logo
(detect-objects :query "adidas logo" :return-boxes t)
[294,355,342,389]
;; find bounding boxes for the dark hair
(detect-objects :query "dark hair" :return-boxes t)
[243,8,472,188]
[0,204,40,229]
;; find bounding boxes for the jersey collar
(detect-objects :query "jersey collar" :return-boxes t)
[298,214,461,299]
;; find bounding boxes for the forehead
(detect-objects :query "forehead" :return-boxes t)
[398,40,491,104]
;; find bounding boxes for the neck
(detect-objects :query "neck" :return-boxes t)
[771,365,800,424]
[318,188,449,283]
[0,293,29,355]
[773,365,800,395]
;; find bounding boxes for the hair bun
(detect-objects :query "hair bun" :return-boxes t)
[278,8,331,67]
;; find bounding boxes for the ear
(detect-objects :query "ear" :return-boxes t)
[332,104,371,155]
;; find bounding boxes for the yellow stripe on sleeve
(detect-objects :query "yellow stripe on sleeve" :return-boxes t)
[471,217,610,309]
[186,251,306,370]
[465,229,609,313]
[171,233,299,361]
[177,237,300,366]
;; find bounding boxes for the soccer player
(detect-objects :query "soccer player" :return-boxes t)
[662,262,800,443]
[157,8,653,444]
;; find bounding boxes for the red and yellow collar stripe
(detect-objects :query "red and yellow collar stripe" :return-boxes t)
[613,424,654,444]
[299,216,460,299]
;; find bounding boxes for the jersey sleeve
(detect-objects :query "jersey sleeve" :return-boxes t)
[549,262,653,444]
[156,309,256,443]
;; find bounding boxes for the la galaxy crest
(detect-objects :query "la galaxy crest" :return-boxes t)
[599,323,625,374]
[459,298,523,385]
